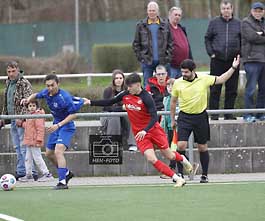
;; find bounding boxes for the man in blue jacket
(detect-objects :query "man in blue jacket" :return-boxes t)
[205,0,241,120]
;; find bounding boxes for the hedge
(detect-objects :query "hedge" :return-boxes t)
[92,43,139,73]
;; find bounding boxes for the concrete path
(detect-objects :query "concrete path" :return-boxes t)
[15,173,265,188]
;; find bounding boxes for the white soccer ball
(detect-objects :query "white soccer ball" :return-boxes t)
[0,174,16,191]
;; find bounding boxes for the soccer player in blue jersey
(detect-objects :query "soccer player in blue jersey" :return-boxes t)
[21,74,87,190]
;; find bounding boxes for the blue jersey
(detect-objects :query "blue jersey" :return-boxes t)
[36,88,84,123]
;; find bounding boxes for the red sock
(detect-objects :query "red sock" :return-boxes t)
[173,151,183,162]
[153,160,174,177]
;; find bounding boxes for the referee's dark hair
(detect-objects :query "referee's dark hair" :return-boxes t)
[180,59,196,72]
[44,73,59,84]
[125,72,141,86]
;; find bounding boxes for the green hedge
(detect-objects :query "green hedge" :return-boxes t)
[92,43,139,73]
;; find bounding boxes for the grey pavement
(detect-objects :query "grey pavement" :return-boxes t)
[16,173,265,188]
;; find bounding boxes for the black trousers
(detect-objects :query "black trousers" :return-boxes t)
[209,58,239,118]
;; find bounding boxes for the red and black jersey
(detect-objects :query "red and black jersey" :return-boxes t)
[91,89,159,134]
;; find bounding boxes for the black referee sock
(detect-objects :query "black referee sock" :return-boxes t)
[200,151,209,176]
[177,150,188,175]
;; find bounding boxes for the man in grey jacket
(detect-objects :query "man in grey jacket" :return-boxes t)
[132,1,172,87]
[241,2,265,122]
[205,0,241,120]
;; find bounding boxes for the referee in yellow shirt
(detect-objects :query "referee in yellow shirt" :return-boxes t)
[170,55,240,183]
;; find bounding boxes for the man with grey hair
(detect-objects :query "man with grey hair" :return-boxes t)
[168,7,193,79]
[133,1,172,87]
[205,0,241,120]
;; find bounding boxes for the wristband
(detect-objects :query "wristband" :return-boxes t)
[232,66,237,70]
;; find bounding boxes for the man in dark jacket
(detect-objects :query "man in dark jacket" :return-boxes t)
[132,1,173,87]
[205,0,241,120]
[168,7,193,79]
[241,2,265,122]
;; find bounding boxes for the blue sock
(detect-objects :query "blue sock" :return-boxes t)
[57,168,68,184]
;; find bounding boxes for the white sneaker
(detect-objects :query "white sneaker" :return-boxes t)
[181,155,193,174]
[38,173,54,182]
[18,175,34,182]
[128,145,137,151]
[173,175,186,187]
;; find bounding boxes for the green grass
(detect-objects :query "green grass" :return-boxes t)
[0,182,264,221]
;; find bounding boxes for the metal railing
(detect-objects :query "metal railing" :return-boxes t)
[0,70,247,87]
[1,108,264,180]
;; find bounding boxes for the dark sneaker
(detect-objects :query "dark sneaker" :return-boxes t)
[53,182,68,190]
[66,171,74,184]
[33,174,38,181]
[200,175,209,183]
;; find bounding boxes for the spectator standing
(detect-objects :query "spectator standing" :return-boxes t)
[146,65,169,113]
[19,101,53,182]
[170,57,240,183]
[205,0,241,120]
[133,1,172,87]
[168,7,193,79]
[241,2,265,122]
[0,61,38,180]
[100,69,137,151]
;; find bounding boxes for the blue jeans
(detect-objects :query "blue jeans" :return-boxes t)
[10,120,37,176]
[244,62,265,118]
[169,66,182,79]
[141,60,159,87]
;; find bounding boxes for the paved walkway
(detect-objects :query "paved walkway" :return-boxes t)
[16,173,265,188]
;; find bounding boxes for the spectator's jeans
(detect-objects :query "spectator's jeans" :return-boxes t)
[169,66,182,79]
[10,120,37,176]
[244,62,265,118]
[141,60,159,87]
[209,58,239,118]
[100,116,136,150]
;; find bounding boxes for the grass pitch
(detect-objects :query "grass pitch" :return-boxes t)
[0,182,264,221]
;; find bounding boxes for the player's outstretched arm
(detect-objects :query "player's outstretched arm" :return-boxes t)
[20,93,38,106]
[215,55,240,85]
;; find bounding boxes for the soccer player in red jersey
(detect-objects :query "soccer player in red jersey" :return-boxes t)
[85,73,193,187]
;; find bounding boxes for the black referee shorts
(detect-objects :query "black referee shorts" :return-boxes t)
[177,110,210,144]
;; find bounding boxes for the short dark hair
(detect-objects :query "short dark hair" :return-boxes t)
[180,59,196,72]
[44,74,59,84]
[26,99,40,108]
[6,61,18,69]
[125,72,141,86]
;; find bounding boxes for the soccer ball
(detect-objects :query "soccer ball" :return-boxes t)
[0,174,16,191]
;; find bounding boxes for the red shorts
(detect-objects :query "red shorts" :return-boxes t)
[135,123,169,154]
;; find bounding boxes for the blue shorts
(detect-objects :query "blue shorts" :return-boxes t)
[46,122,76,150]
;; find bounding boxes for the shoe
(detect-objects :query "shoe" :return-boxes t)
[200,175,209,183]
[33,174,38,181]
[38,173,54,182]
[53,182,68,190]
[160,174,171,179]
[244,116,256,123]
[211,116,219,120]
[15,174,25,181]
[66,171,74,184]
[181,155,193,174]
[128,145,137,151]
[18,175,34,182]
[173,176,186,187]
[177,173,184,179]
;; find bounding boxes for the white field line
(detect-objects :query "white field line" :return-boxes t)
[0,214,24,221]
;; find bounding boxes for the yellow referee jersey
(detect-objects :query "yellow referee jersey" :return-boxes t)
[172,74,216,114]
